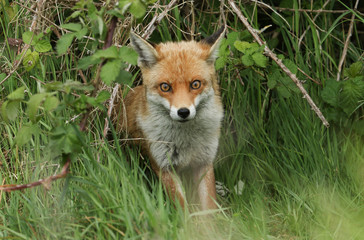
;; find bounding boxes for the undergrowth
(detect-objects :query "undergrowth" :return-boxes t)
[1,0,364,239]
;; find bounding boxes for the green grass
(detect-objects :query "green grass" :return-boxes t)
[1,0,364,239]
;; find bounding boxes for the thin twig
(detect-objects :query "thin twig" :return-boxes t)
[103,84,120,137]
[298,0,331,49]
[219,0,227,27]
[142,0,178,39]
[228,0,329,128]
[297,67,321,85]
[0,158,70,192]
[336,0,360,81]
[250,0,290,28]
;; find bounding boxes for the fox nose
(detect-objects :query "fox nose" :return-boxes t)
[177,108,190,119]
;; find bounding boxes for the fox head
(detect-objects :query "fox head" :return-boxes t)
[130,27,225,122]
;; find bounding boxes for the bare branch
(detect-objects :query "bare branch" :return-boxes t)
[228,0,330,128]
[0,158,71,192]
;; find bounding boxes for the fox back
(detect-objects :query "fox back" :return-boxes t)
[116,28,225,210]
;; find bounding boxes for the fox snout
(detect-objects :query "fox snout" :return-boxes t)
[170,105,196,122]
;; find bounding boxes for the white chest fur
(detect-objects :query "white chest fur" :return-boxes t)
[137,91,223,170]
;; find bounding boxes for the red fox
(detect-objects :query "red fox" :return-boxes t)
[117,27,225,210]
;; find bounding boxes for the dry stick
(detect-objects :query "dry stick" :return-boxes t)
[0,160,70,192]
[0,16,119,192]
[298,0,331,49]
[336,0,360,81]
[102,0,178,137]
[297,67,321,85]
[142,0,178,39]
[228,0,330,128]
[249,0,290,28]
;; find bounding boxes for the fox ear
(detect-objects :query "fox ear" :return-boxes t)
[202,26,226,64]
[129,32,158,67]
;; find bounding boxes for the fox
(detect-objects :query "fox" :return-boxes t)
[116,27,225,210]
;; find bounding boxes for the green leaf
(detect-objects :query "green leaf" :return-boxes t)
[61,23,82,32]
[63,80,94,93]
[241,55,254,67]
[277,85,291,98]
[218,39,230,58]
[321,78,341,107]
[100,59,123,86]
[49,124,84,156]
[107,9,125,19]
[119,46,138,65]
[226,32,240,46]
[215,57,226,70]
[0,73,6,81]
[267,70,280,89]
[281,77,300,94]
[129,0,146,19]
[35,39,52,52]
[44,96,59,111]
[267,78,277,89]
[95,90,111,103]
[115,70,133,85]
[283,59,298,75]
[234,41,251,53]
[339,77,364,115]
[44,81,63,92]
[4,5,16,20]
[94,46,119,59]
[15,124,40,147]
[68,10,81,20]
[56,33,75,55]
[252,52,268,68]
[277,54,285,60]
[23,51,39,71]
[27,93,47,123]
[344,61,363,78]
[74,27,88,40]
[7,86,25,100]
[118,0,133,14]
[22,31,37,45]
[78,56,103,70]
[1,100,21,122]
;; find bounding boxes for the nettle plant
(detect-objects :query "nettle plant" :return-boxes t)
[1,0,151,163]
[321,62,364,126]
[217,31,303,99]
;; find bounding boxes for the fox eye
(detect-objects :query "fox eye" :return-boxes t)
[190,80,201,90]
[160,83,171,92]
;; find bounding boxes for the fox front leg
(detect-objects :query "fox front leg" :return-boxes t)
[160,170,187,208]
[193,164,217,210]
